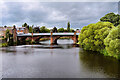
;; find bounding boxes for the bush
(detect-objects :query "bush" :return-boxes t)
[100,12,120,26]
[78,22,114,52]
[40,26,50,33]
[58,28,64,32]
[2,43,8,47]
[104,25,120,59]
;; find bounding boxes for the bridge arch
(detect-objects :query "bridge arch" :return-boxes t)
[17,32,79,44]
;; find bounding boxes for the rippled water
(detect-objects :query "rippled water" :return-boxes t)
[1,39,120,78]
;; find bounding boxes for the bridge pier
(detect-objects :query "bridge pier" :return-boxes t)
[13,26,17,45]
[50,31,54,44]
[73,32,77,44]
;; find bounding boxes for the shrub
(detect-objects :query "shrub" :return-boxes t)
[104,25,120,59]
[78,22,114,52]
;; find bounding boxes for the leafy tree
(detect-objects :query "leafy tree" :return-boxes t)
[6,29,9,39]
[33,27,40,33]
[58,28,64,32]
[27,25,29,29]
[29,26,33,33]
[52,27,57,32]
[4,25,7,28]
[78,22,114,52]
[70,28,75,32]
[64,29,68,32]
[40,26,50,33]
[22,23,27,27]
[100,12,120,26]
[67,22,70,32]
[13,25,16,29]
[104,25,120,59]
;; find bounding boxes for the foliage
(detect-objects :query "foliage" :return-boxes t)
[100,12,120,26]
[70,28,75,32]
[4,25,7,28]
[64,29,68,32]
[5,29,10,40]
[58,28,64,32]
[78,22,114,52]
[2,43,8,47]
[104,25,120,59]
[29,26,33,33]
[22,23,27,27]
[52,27,57,32]
[67,22,70,32]
[40,26,50,33]
[33,27,40,33]
[13,25,16,29]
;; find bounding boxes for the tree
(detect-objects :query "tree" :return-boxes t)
[100,12,120,26]
[4,25,7,28]
[29,26,33,33]
[70,28,75,32]
[52,27,57,32]
[5,29,10,42]
[104,25,120,59]
[26,25,29,29]
[58,28,64,32]
[13,25,16,29]
[78,22,114,52]
[67,22,70,32]
[40,26,50,33]
[64,29,68,32]
[22,23,27,27]
[33,27,40,33]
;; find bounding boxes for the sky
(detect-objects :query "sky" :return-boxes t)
[0,1,119,29]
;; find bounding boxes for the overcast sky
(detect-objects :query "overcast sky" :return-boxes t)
[1,2,118,29]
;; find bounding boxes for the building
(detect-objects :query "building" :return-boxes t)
[17,27,29,34]
[0,26,13,39]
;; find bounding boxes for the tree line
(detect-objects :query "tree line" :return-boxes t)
[21,22,75,33]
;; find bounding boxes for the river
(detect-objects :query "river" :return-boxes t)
[1,39,120,78]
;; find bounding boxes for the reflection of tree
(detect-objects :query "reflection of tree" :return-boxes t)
[79,48,120,78]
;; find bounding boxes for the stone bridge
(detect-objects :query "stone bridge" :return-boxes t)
[17,32,79,44]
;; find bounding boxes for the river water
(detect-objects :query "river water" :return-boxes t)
[1,39,120,78]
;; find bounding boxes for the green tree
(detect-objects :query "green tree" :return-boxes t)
[5,29,10,42]
[13,25,16,29]
[78,22,114,52]
[22,23,27,27]
[6,29,9,38]
[67,22,70,32]
[29,26,33,33]
[52,27,57,32]
[58,28,64,32]
[40,26,50,33]
[70,28,75,32]
[100,12,120,26]
[33,27,40,33]
[4,25,7,28]
[64,29,68,32]
[104,25,120,59]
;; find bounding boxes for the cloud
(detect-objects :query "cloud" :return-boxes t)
[1,2,118,29]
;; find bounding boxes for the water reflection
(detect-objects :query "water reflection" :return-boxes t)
[1,39,120,78]
[79,49,120,78]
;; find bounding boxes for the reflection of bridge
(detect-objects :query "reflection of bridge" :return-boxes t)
[17,32,79,44]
